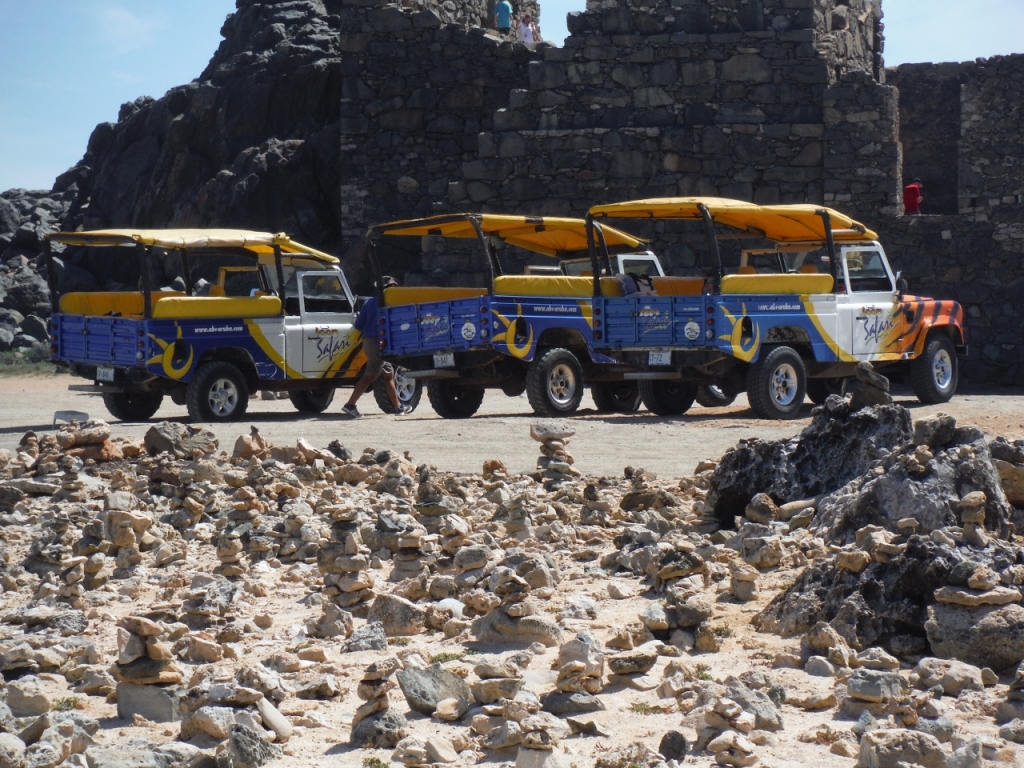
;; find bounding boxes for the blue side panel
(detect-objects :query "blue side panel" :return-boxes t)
[383,297,491,356]
[144,318,280,383]
[595,296,709,349]
[713,296,839,363]
[56,314,143,367]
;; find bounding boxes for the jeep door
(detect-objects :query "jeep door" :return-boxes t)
[296,271,360,377]
[836,246,902,360]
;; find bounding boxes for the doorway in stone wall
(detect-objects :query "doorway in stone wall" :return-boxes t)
[888,65,963,216]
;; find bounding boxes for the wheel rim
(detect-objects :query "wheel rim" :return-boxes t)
[933,349,953,390]
[548,363,578,407]
[395,371,416,403]
[612,385,635,405]
[770,363,798,407]
[208,378,238,417]
[707,385,726,399]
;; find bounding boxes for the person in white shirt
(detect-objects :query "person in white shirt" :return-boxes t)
[517,14,536,44]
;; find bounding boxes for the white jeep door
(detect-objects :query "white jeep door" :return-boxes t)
[836,246,902,360]
[296,271,359,376]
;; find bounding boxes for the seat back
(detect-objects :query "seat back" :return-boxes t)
[719,273,834,295]
[150,295,282,319]
[382,286,487,306]
[59,291,185,317]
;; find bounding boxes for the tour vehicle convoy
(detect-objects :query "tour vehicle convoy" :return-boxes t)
[46,229,421,422]
[583,197,966,419]
[364,214,660,417]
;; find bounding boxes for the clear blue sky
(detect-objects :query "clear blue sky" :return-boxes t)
[1,0,1023,192]
[0,1,235,191]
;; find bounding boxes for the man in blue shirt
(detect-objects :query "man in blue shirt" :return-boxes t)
[342,276,409,418]
[494,0,513,35]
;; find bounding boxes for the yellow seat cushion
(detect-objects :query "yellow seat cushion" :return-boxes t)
[720,273,834,295]
[151,296,282,319]
[59,291,185,317]
[493,276,623,298]
[383,286,488,306]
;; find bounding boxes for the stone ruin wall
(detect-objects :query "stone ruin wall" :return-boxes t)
[341,0,1023,383]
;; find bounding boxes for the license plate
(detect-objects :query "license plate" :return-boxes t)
[648,351,671,366]
[433,352,455,368]
[96,367,115,382]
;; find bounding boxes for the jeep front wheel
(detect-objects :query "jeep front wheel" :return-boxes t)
[746,346,806,420]
[910,333,958,404]
[187,362,250,422]
[526,348,584,416]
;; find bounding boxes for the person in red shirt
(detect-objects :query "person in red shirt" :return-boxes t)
[904,177,924,215]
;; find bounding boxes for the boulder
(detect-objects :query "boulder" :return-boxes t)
[855,729,946,768]
[366,595,426,636]
[925,602,1024,671]
[396,666,472,719]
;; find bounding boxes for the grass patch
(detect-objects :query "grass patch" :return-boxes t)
[285,640,313,653]
[628,702,672,715]
[799,727,844,746]
[388,636,410,647]
[429,651,465,664]
[712,625,734,638]
[52,696,83,711]
[0,351,59,377]
[462,647,482,655]
[363,758,388,768]
[695,662,713,681]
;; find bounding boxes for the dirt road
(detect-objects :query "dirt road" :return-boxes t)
[1,372,1021,476]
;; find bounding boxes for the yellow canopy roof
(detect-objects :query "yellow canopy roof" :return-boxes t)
[47,228,339,264]
[588,198,878,243]
[372,214,645,258]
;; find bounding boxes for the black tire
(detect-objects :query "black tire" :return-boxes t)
[591,382,642,413]
[289,388,335,413]
[102,391,163,422]
[427,380,485,419]
[695,383,737,408]
[806,377,846,405]
[746,346,807,420]
[638,380,698,416]
[186,361,249,422]
[910,333,958,404]
[374,368,423,414]
[526,348,585,416]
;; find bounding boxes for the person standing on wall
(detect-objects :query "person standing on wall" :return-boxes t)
[494,0,513,36]
[342,276,410,418]
[517,13,537,44]
[904,177,924,215]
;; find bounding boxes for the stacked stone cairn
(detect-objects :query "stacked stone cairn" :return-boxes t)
[351,657,407,748]
[471,559,563,647]
[112,615,184,717]
[389,523,433,583]
[470,653,527,705]
[531,422,579,484]
[555,632,604,695]
[214,530,246,578]
[318,519,376,616]
[702,697,758,767]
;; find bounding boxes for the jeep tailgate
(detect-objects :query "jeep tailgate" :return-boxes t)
[53,313,145,368]
[383,296,491,356]
[595,296,710,349]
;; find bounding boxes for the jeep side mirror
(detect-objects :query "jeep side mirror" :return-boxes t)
[896,271,908,298]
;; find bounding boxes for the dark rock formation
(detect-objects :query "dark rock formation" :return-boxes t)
[706,400,913,528]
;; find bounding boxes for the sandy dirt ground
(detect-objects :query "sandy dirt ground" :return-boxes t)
[1,372,1023,768]
[1,372,1022,478]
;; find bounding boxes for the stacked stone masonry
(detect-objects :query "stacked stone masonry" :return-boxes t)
[339,0,1022,384]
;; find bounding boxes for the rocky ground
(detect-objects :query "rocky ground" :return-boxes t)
[0,389,1022,768]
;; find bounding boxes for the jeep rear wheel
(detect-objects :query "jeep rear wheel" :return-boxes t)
[427,379,484,419]
[910,333,958,404]
[746,345,806,420]
[102,391,163,422]
[638,380,697,416]
[186,362,249,422]
[591,382,642,413]
[526,348,584,416]
[374,368,423,414]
